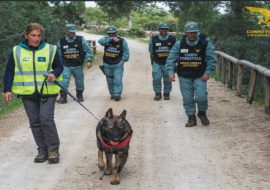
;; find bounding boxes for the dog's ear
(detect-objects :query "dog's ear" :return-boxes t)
[120,109,126,120]
[105,108,113,119]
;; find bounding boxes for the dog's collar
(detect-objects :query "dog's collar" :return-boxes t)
[98,132,132,150]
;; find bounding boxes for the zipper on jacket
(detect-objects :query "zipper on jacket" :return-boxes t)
[32,50,38,92]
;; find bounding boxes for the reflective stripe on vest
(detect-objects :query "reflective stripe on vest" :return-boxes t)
[12,44,62,95]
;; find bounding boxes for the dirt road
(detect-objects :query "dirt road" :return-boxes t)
[0,33,270,190]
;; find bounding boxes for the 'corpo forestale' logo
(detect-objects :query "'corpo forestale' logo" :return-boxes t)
[245,6,270,37]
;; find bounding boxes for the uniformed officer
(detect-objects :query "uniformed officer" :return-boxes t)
[98,26,130,101]
[57,23,93,103]
[149,22,176,101]
[166,21,217,127]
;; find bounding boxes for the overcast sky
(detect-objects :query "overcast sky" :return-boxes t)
[85,1,97,7]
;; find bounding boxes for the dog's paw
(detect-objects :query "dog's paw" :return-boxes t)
[111,173,120,185]
[111,180,120,185]
[98,164,105,171]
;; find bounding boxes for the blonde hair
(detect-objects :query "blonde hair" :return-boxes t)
[25,23,45,35]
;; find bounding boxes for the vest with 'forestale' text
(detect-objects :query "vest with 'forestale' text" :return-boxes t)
[177,35,208,78]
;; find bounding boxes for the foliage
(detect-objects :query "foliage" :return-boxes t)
[208,1,270,68]
[132,4,176,31]
[127,27,145,37]
[85,3,176,33]
[166,1,220,34]
[96,1,150,28]
[0,1,64,90]
[84,7,108,25]
[208,1,270,104]
[49,1,86,24]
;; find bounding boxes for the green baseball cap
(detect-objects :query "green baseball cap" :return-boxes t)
[159,22,169,29]
[107,26,118,33]
[65,24,77,32]
[184,21,199,32]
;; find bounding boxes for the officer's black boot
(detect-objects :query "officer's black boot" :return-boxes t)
[57,90,67,104]
[154,93,162,101]
[163,93,170,100]
[185,115,197,127]
[197,110,210,126]
[76,90,84,102]
[34,151,48,163]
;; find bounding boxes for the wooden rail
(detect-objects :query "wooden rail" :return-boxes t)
[87,40,96,55]
[215,51,270,114]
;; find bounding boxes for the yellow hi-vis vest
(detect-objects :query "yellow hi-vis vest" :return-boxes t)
[12,43,62,95]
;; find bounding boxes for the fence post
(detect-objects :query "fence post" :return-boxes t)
[265,77,270,114]
[227,61,233,88]
[236,64,243,96]
[247,69,257,104]
[221,57,226,84]
[216,55,221,75]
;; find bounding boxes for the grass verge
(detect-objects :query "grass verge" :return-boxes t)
[0,96,22,118]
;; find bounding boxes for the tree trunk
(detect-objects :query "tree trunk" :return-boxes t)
[128,11,132,29]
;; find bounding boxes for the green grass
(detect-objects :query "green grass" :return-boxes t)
[0,96,22,118]
[211,71,221,81]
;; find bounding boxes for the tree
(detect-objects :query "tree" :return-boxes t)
[96,0,148,29]
[84,7,108,25]
[49,1,86,24]
[166,1,220,35]
[0,1,66,88]
[133,4,176,31]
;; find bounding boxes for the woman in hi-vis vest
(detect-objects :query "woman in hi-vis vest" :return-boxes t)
[3,23,63,164]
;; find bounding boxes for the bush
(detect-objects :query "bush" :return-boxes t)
[143,20,176,32]
[128,27,145,37]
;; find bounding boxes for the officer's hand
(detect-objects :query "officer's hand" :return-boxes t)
[202,74,210,81]
[87,61,93,69]
[169,74,175,82]
[3,92,12,102]
[47,73,56,81]
[112,37,119,42]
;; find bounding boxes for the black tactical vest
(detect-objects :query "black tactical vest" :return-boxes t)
[152,35,176,64]
[60,36,85,67]
[177,34,208,78]
[103,38,123,64]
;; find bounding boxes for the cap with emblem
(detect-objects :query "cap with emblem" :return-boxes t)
[184,21,199,32]
[107,26,118,34]
[158,22,169,29]
[65,24,77,33]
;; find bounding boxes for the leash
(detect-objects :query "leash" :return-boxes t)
[100,171,106,180]
[43,74,101,121]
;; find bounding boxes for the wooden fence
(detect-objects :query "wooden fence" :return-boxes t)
[215,51,270,115]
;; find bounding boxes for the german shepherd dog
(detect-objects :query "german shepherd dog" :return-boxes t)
[96,108,133,185]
